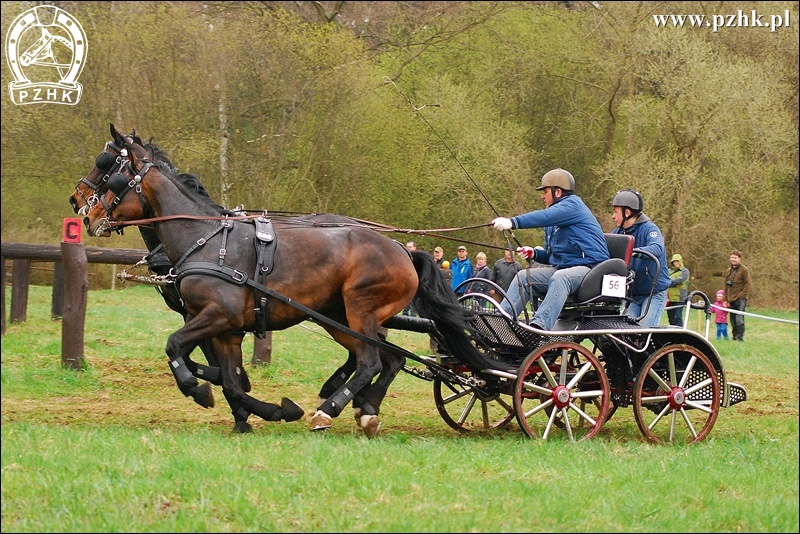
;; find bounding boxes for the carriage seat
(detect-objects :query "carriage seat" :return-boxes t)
[560,233,634,314]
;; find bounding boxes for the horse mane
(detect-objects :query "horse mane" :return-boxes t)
[175,172,232,214]
[128,132,178,175]
[123,131,232,216]
[152,163,234,216]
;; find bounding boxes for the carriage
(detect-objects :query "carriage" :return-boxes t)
[387,234,748,444]
[73,124,746,444]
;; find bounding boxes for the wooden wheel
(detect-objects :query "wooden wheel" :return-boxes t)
[433,370,515,432]
[632,344,720,444]
[513,342,610,441]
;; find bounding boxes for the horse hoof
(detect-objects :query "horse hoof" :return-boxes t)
[193,382,214,409]
[232,421,253,434]
[360,414,381,438]
[310,410,332,431]
[281,397,305,422]
[353,407,362,423]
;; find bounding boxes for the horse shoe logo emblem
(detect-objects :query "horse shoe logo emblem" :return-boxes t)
[5,5,87,106]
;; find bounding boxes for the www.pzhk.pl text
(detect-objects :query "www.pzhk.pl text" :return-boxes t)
[653,10,792,32]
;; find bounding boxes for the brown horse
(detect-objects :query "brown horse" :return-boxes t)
[69,125,250,413]
[83,126,483,436]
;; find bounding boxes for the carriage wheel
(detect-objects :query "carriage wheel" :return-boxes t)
[433,373,515,432]
[632,344,720,444]
[513,342,610,441]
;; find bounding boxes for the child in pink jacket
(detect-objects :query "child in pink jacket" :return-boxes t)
[711,290,729,340]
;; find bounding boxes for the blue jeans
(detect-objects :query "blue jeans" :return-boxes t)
[626,290,668,328]
[500,265,590,330]
[716,323,729,340]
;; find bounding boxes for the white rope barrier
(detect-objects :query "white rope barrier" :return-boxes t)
[665,303,799,325]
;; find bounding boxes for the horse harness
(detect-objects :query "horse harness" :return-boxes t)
[174,215,277,339]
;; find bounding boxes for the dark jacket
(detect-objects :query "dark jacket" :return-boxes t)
[724,263,752,302]
[510,194,609,268]
[492,258,522,292]
[467,264,493,294]
[612,213,670,297]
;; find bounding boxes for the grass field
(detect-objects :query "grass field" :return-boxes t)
[2,284,798,532]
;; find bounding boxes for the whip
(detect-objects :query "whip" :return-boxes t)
[384,77,524,255]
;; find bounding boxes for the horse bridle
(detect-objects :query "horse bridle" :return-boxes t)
[74,137,159,216]
[73,141,130,215]
[90,142,156,236]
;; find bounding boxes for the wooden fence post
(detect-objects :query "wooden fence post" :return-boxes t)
[252,331,272,366]
[10,259,30,323]
[61,242,88,370]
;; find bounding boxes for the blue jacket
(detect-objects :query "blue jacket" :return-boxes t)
[450,257,473,294]
[611,213,671,297]
[510,195,609,268]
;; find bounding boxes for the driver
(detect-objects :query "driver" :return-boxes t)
[490,169,609,330]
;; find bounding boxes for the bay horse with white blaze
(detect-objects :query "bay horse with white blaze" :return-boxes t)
[83,127,483,436]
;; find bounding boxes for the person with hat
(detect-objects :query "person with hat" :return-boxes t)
[450,245,472,296]
[723,249,752,341]
[610,188,671,327]
[490,168,609,330]
[667,253,690,327]
[711,289,730,340]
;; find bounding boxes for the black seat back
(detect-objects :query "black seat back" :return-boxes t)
[604,232,634,265]
[563,233,635,310]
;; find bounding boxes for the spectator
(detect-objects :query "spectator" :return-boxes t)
[431,245,452,284]
[711,289,729,340]
[723,249,752,341]
[433,246,445,268]
[467,251,493,294]
[610,189,670,328]
[450,245,473,296]
[666,253,690,327]
[491,248,522,302]
[490,168,609,330]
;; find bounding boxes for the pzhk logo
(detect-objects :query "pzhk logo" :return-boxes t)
[5,5,87,106]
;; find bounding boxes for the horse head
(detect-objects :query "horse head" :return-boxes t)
[83,128,162,237]
[83,131,226,238]
[70,123,176,216]
[69,123,129,216]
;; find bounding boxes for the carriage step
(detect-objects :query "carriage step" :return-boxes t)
[727,382,747,406]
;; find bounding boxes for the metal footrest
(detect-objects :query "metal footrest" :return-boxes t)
[727,382,747,406]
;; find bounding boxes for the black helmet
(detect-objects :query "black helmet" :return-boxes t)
[535,168,575,192]
[612,188,644,212]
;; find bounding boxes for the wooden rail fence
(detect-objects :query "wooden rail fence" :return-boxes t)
[1,241,271,368]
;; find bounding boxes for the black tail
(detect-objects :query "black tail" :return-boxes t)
[410,251,508,372]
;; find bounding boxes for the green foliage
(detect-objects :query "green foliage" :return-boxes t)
[1,1,797,306]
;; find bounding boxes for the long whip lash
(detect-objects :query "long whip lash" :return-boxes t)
[384,76,524,254]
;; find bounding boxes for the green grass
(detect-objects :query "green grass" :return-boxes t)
[2,285,798,532]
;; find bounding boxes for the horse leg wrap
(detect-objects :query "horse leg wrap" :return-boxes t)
[361,384,388,415]
[320,387,355,419]
[318,370,351,401]
[169,356,198,397]
[194,363,221,385]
